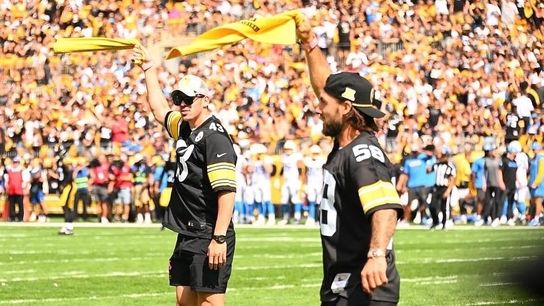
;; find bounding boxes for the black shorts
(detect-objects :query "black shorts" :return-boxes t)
[407,186,431,208]
[169,233,235,293]
[321,251,400,306]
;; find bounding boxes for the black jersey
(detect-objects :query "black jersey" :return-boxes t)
[320,131,402,303]
[163,112,237,238]
[501,155,517,190]
[505,112,520,141]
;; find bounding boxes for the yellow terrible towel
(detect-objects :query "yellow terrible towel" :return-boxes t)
[52,37,139,54]
[167,10,303,59]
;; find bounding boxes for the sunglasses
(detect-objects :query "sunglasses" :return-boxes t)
[171,90,203,106]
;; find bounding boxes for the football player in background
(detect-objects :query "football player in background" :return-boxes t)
[280,140,304,224]
[304,144,325,226]
[249,143,275,225]
[529,141,544,226]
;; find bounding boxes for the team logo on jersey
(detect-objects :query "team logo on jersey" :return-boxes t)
[195,131,203,142]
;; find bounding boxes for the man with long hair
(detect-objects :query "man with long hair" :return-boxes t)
[296,16,403,306]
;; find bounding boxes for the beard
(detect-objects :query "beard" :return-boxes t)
[322,118,343,137]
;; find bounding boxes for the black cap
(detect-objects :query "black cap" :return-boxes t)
[423,144,435,152]
[323,72,385,118]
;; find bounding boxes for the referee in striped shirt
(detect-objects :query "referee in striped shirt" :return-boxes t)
[429,146,456,230]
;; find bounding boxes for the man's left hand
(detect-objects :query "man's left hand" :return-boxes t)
[207,240,227,271]
[361,257,388,295]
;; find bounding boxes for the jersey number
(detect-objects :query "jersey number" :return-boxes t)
[176,144,195,183]
[320,170,337,237]
[209,122,224,132]
[352,144,385,163]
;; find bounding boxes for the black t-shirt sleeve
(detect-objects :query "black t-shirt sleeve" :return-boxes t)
[205,132,237,193]
[348,144,402,217]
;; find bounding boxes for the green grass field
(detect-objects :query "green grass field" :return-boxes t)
[0,225,543,306]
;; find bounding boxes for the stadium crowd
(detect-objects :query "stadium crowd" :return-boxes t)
[0,0,543,227]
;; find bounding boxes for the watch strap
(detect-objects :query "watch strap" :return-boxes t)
[212,234,227,244]
[367,249,386,258]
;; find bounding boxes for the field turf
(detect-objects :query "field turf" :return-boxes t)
[0,224,543,306]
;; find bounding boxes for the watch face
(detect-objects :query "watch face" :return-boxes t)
[213,235,226,243]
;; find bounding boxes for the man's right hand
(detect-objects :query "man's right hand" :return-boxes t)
[295,14,314,44]
[132,44,150,68]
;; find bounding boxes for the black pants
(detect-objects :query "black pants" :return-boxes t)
[8,195,24,222]
[503,188,516,220]
[430,187,449,227]
[408,186,431,219]
[483,187,503,221]
[62,184,76,223]
[74,189,91,220]
[153,193,165,222]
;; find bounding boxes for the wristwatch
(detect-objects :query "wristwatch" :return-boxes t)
[212,234,227,244]
[367,249,386,258]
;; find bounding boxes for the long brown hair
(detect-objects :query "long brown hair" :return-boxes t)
[343,107,379,133]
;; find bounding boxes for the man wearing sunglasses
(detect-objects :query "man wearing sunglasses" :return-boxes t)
[133,45,237,306]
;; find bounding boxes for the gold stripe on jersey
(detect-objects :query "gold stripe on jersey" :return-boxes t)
[207,162,236,172]
[210,178,237,189]
[358,180,400,214]
[208,168,236,183]
[166,111,183,139]
[208,162,236,189]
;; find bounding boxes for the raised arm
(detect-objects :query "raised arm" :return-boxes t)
[132,45,170,125]
[296,15,331,97]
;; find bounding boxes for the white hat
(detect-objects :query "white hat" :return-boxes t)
[507,141,522,154]
[250,144,267,154]
[309,145,321,154]
[134,153,144,163]
[283,140,297,151]
[176,75,211,97]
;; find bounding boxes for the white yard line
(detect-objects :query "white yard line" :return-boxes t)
[396,255,537,265]
[0,256,157,266]
[0,271,165,282]
[236,263,322,271]
[402,275,458,282]
[0,269,36,275]
[235,252,322,259]
[0,292,171,305]
[0,284,324,305]
[479,282,516,287]
[465,299,540,305]
[1,222,543,230]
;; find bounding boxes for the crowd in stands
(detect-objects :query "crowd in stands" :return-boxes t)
[0,0,543,226]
